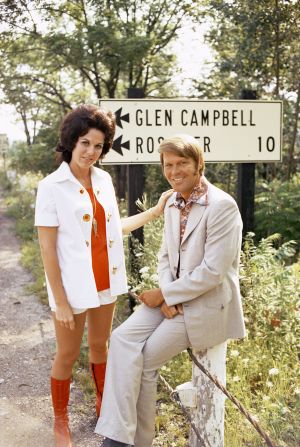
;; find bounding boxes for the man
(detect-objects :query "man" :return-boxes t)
[95,134,246,447]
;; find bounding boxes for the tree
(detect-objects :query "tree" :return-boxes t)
[194,0,300,179]
[0,0,199,165]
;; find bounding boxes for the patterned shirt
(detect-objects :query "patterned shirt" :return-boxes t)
[173,176,208,242]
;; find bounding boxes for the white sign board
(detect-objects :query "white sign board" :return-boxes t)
[100,100,282,164]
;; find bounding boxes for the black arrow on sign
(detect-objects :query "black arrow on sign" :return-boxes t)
[112,135,130,156]
[115,108,130,129]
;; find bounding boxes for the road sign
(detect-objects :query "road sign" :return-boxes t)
[100,99,282,164]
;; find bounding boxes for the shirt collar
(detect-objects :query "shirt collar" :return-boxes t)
[51,162,105,186]
[51,161,77,183]
[172,176,209,209]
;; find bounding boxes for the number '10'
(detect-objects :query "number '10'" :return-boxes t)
[258,136,275,152]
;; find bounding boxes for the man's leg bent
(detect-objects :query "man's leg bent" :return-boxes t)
[95,304,164,445]
[134,314,191,447]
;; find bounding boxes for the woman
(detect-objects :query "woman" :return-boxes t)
[34,104,171,447]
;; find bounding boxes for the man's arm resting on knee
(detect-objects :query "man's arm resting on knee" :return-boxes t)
[138,288,183,320]
[139,288,164,307]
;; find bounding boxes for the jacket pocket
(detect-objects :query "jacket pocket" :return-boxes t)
[202,282,232,309]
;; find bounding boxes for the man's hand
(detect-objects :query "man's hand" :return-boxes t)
[160,302,178,319]
[139,288,164,308]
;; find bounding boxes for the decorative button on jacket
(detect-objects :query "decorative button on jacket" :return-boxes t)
[83,214,91,222]
[35,162,128,309]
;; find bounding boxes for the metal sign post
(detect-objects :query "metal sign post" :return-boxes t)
[126,89,145,293]
[237,90,257,236]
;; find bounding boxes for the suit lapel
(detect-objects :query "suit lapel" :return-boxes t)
[168,205,181,251]
[181,204,207,245]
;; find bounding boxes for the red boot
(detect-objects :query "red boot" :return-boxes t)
[90,362,106,417]
[51,377,73,447]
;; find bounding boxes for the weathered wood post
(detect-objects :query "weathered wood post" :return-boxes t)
[188,343,227,447]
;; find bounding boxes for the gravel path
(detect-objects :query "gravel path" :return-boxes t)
[0,189,103,447]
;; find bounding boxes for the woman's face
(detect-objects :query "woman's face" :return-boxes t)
[70,128,105,171]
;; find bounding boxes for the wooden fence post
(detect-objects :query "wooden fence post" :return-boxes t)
[189,342,227,447]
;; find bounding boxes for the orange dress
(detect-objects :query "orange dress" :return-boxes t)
[86,188,110,292]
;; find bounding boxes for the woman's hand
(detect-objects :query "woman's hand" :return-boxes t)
[55,302,75,330]
[121,189,174,235]
[150,189,174,217]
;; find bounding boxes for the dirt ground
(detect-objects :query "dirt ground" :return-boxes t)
[0,191,103,447]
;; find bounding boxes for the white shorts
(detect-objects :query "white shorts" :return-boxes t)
[51,288,117,314]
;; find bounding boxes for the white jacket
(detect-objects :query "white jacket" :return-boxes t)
[159,182,245,350]
[35,161,128,309]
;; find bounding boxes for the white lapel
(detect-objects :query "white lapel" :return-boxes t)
[52,161,82,186]
[180,181,212,245]
[180,204,207,245]
[168,204,181,252]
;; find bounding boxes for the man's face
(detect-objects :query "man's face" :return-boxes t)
[162,152,201,200]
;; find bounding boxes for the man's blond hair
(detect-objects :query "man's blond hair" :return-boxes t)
[158,134,205,175]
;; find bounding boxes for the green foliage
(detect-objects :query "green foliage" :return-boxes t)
[144,165,170,203]
[196,0,300,179]
[126,196,165,294]
[225,234,300,446]
[4,171,42,240]
[9,141,57,175]
[255,174,300,246]
[21,240,48,305]
[0,170,12,190]
[0,0,194,119]
[0,169,47,302]
[198,0,299,95]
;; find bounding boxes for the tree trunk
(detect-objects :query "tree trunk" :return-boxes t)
[189,343,227,447]
[19,110,31,146]
[115,165,127,200]
[287,82,300,180]
[274,0,280,98]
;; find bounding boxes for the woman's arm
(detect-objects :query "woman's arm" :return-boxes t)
[121,189,173,235]
[37,226,75,330]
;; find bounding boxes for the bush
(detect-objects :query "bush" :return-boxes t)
[255,174,300,247]
[0,170,46,302]
[225,234,300,446]
[9,141,57,175]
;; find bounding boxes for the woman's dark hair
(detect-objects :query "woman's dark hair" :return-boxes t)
[56,104,116,163]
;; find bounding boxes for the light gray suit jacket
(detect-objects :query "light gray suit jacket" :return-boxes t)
[159,181,246,350]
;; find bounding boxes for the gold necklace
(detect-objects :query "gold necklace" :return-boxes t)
[91,190,98,237]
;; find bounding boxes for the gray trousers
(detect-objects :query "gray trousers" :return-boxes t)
[95,304,191,446]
